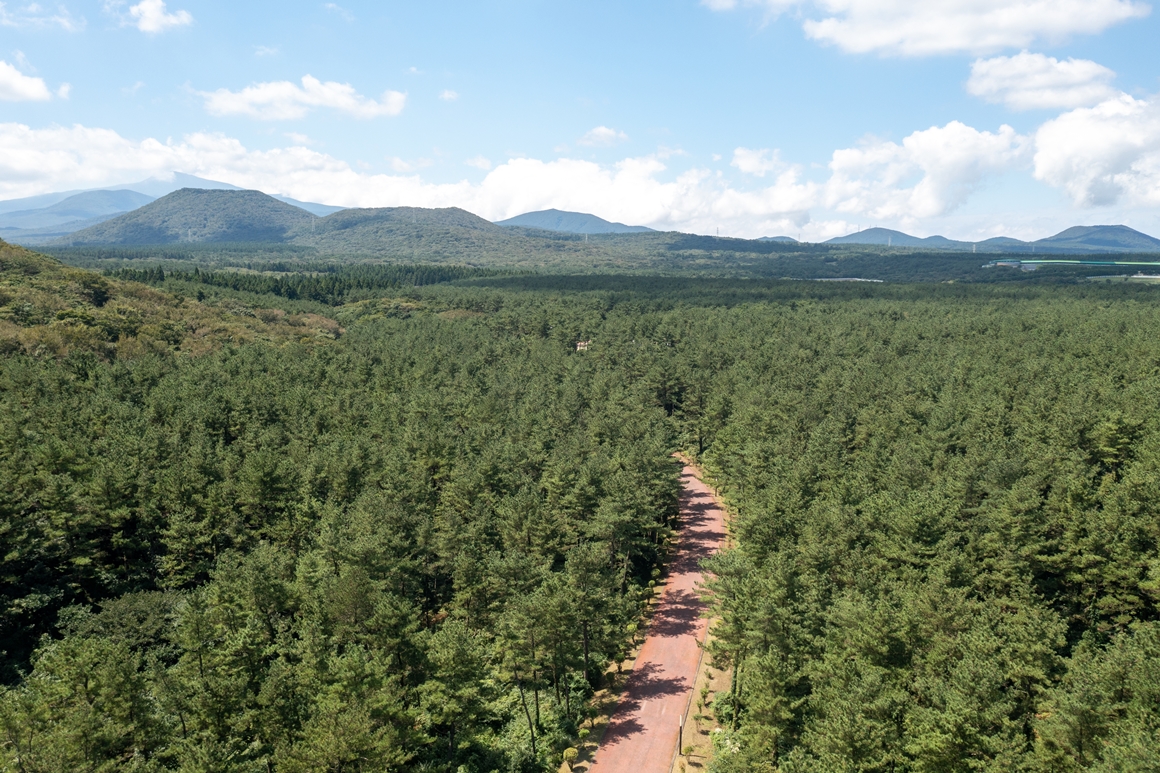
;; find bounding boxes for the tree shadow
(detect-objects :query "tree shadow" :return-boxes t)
[598,661,691,745]
[648,588,704,638]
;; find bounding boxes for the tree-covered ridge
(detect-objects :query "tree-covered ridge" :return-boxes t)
[106,263,515,306]
[0,240,341,359]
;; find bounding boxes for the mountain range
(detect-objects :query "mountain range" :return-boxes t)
[48,189,571,266]
[813,226,1160,254]
[12,183,1160,257]
[495,209,654,234]
[0,174,342,245]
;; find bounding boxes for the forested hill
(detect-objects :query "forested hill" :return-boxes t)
[0,239,340,358]
[287,205,530,259]
[54,188,317,245]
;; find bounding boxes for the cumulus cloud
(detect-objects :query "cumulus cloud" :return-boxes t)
[825,121,1030,220]
[1034,94,1160,206]
[0,60,53,101]
[578,126,629,147]
[732,147,786,176]
[439,89,459,101]
[968,52,1118,110]
[127,0,191,33]
[201,76,406,120]
[0,122,817,236]
[704,0,1150,56]
[0,2,84,30]
[0,119,1042,239]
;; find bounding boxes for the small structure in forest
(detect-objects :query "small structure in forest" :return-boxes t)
[576,340,591,351]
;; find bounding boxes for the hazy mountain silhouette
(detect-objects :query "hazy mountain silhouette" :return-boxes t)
[826,225,1160,253]
[496,208,653,234]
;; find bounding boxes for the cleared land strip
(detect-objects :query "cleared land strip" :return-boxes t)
[587,463,726,773]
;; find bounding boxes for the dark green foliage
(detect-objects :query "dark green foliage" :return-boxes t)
[106,263,513,305]
[0,291,680,771]
[45,242,323,268]
[4,263,1160,771]
[675,291,1160,771]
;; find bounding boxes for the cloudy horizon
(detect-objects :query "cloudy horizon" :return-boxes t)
[2,0,1159,241]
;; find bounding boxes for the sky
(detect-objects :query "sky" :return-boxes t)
[1,0,1159,241]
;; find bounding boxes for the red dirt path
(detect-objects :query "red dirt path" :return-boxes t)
[588,463,726,773]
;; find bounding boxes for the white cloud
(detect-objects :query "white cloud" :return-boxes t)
[968,52,1118,110]
[284,132,312,145]
[439,89,459,101]
[323,2,353,21]
[704,0,1150,56]
[0,2,84,30]
[579,126,629,147]
[732,147,786,176]
[1034,94,1160,206]
[0,123,814,236]
[11,50,33,71]
[466,155,492,170]
[0,119,1037,239]
[201,76,406,120]
[0,60,52,101]
[254,45,278,57]
[127,0,191,33]
[386,156,434,173]
[825,121,1030,221]
[56,82,70,99]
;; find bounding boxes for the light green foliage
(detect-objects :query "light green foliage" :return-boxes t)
[0,240,341,359]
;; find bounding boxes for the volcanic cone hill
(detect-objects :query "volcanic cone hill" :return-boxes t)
[54,189,317,246]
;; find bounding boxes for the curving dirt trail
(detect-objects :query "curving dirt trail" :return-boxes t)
[588,463,726,773]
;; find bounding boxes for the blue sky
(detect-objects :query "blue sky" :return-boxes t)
[2,0,1159,240]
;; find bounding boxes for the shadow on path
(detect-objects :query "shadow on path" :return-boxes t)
[588,464,726,773]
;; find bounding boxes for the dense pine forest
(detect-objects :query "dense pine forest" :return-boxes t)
[3,238,1160,771]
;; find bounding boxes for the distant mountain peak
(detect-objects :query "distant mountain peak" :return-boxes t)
[825,224,1160,254]
[496,209,654,235]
